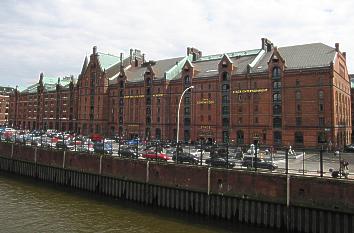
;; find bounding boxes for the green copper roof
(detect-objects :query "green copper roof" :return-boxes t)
[197,49,261,62]
[97,52,121,70]
[165,54,193,80]
[21,76,74,94]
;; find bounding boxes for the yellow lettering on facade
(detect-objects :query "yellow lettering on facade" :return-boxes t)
[197,98,215,105]
[232,88,268,94]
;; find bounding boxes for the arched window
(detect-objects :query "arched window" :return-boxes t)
[295,132,304,144]
[272,67,281,78]
[146,77,151,86]
[184,75,190,85]
[237,130,244,144]
[222,72,229,81]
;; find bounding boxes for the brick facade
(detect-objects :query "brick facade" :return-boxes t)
[8,38,351,149]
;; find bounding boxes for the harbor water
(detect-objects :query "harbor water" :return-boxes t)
[0,173,280,233]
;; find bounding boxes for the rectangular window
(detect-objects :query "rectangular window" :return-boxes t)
[319,117,325,127]
[222,106,229,115]
[296,117,302,126]
[319,103,324,112]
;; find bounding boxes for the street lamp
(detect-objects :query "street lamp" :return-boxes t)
[176,85,194,162]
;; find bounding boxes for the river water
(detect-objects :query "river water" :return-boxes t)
[0,173,280,233]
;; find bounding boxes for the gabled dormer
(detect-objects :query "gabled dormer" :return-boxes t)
[144,64,155,88]
[181,59,194,87]
[268,47,286,79]
[218,54,234,82]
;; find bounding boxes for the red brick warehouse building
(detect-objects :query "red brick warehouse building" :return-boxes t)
[9,38,351,149]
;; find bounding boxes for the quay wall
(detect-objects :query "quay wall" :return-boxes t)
[0,142,353,233]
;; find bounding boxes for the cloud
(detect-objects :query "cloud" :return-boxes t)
[0,0,353,87]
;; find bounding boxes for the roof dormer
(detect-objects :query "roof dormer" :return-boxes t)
[181,59,195,86]
[268,47,286,78]
[218,54,234,71]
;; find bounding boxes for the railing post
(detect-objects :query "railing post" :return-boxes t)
[320,149,323,177]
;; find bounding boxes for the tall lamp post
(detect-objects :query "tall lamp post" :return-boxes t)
[176,85,194,163]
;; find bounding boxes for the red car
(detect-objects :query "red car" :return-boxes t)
[142,150,170,161]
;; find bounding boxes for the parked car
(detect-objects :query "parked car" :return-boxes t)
[94,142,113,154]
[142,150,170,161]
[172,152,199,165]
[56,141,71,150]
[188,148,204,157]
[205,157,236,168]
[119,149,139,159]
[241,157,278,170]
[344,144,354,152]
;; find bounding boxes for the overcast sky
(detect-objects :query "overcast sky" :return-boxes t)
[0,0,353,88]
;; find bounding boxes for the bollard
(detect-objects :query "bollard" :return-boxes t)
[320,149,323,177]
[302,149,305,175]
[285,148,289,174]
[176,142,179,164]
[200,140,203,166]
[226,142,229,169]
[254,142,258,171]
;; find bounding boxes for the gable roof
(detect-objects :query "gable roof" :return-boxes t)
[251,43,336,73]
[191,49,260,78]
[97,52,121,71]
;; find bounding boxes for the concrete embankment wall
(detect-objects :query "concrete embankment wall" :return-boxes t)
[0,142,353,233]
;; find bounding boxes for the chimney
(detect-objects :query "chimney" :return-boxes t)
[343,52,346,59]
[130,48,133,64]
[120,53,124,64]
[142,53,145,63]
[335,43,339,52]
[261,38,266,50]
[261,38,273,52]
[187,47,191,55]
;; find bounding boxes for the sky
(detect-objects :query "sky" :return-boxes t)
[0,0,353,88]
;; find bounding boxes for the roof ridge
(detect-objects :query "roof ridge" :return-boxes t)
[279,42,334,49]
[195,49,261,62]
[97,52,120,58]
